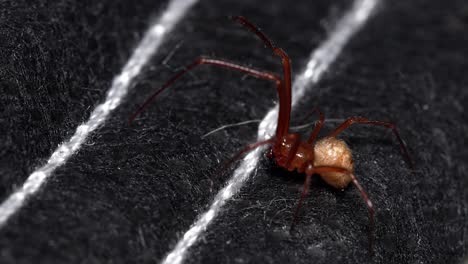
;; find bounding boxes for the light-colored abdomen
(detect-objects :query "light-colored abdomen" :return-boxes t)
[314,137,354,189]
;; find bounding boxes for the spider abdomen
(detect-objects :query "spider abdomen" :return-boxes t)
[313,137,354,189]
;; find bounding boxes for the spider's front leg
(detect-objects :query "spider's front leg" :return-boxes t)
[305,108,325,145]
[129,57,283,124]
[222,139,275,168]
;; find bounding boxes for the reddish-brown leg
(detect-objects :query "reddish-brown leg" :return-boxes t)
[328,117,413,168]
[306,108,325,145]
[129,57,282,124]
[231,16,292,137]
[290,165,350,231]
[349,173,375,255]
[290,163,314,231]
[305,166,375,255]
[313,166,349,175]
[218,138,276,174]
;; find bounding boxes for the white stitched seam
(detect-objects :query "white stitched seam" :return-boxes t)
[0,0,198,228]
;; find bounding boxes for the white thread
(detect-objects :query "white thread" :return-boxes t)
[0,0,198,227]
[161,0,379,263]
[202,118,345,138]
[201,119,262,138]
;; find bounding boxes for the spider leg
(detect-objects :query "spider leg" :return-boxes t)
[230,16,291,85]
[306,108,325,145]
[349,173,375,256]
[129,57,283,125]
[231,16,292,136]
[290,165,350,231]
[289,163,376,255]
[217,138,275,175]
[290,164,314,232]
[327,117,413,168]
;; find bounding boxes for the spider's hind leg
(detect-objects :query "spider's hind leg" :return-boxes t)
[349,173,375,255]
[327,117,413,168]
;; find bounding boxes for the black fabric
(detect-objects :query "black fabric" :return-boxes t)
[1,0,467,263]
[0,0,168,201]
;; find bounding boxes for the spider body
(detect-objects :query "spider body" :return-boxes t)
[273,134,353,189]
[130,16,412,254]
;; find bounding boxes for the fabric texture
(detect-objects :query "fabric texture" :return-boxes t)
[0,0,467,263]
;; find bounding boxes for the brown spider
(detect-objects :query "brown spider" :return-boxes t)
[129,16,413,254]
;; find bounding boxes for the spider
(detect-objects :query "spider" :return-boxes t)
[129,16,413,253]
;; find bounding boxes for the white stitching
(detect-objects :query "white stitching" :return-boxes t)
[0,0,198,228]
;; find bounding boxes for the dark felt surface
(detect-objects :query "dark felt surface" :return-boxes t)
[0,0,168,201]
[1,0,467,263]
